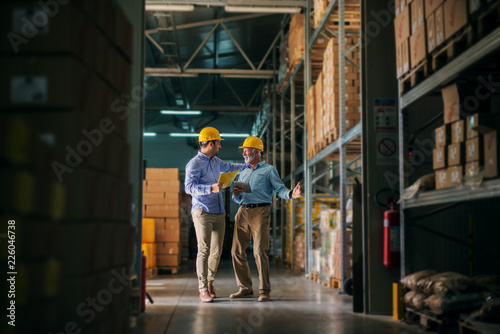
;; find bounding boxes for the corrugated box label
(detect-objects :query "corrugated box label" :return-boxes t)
[11,76,48,103]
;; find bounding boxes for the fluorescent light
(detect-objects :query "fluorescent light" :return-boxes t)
[144,132,157,136]
[160,110,202,115]
[145,4,195,12]
[170,133,199,137]
[225,5,301,14]
[170,133,250,137]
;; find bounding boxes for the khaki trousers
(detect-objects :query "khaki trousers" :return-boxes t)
[192,208,226,292]
[231,206,271,294]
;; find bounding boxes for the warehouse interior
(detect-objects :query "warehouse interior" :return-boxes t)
[2,0,500,333]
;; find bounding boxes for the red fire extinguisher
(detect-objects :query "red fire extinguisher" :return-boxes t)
[141,252,146,312]
[383,202,400,269]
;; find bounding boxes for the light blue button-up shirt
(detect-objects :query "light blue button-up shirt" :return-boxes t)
[232,160,292,205]
[185,151,247,214]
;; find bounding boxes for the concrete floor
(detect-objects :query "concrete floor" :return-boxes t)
[132,258,422,334]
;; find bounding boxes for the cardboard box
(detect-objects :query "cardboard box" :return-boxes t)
[396,42,403,78]
[410,25,427,69]
[433,146,447,169]
[442,83,460,124]
[142,193,179,205]
[451,119,464,143]
[435,5,445,47]
[425,0,444,16]
[484,130,499,178]
[466,137,484,162]
[435,124,451,147]
[156,242,180,255]
[448,165,463,186]
[468,113,500,137]
[146,180,181,193]
[427,12,436,53]
[448,142,464,166]
[444,0,468,40]
[435,168,450,189]
[411,0,425,34]
[394,6,411,46]
[157,254,180,267]
[155,218,181,242]
[146,168,179,180]
[145,204,180,218]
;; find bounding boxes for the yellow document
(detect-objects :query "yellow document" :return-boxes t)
[218,170,239,189]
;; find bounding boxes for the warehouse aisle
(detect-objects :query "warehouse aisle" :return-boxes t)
[132,258,422,334]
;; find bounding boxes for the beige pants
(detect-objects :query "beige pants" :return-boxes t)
[231,206,271,294]
[192,208,226,292]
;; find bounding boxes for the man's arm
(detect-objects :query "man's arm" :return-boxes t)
[269,166,295,200]
[232,186,244,204]
[218,158,248,173]
[184,161,212,195]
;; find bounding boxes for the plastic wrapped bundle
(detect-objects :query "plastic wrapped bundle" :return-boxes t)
[425,291,486,315]
[401,270,438,291]
[420,272,481,296]
[475,298,500,323]
[404,290,427,309]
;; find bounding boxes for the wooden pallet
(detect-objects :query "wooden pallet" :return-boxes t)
[458,320,482,334]
[145,267,158,279]
[157,266,180,275]
[309,273,319,281]
[330,278,341,289]
[400,58,432,95]
[405,307,459,334]
[432,25,475,73]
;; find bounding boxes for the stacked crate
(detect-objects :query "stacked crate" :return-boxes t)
[0,1,135,332]
[306,84,317,159]
[433,83,499,189]
[320,36,361,145]
[285,195,337,268]
[313,0,328,27]
[143,168,182,269]
[288,14,305,71]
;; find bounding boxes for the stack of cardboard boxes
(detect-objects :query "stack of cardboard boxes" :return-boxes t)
[142,218,157,276]
[143,168,182,269]
[395,0,476,79]
[0,1,135,332]
[434,83,499,189]
[288,13,305,70]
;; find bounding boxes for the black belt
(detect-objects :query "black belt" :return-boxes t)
[240,203,271,209]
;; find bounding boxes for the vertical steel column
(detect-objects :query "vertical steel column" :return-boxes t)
[398,85,406,279]
[272,45,278,260]
[281,96,286,261]
[338,0,347,293]
[304,0,312,277]
[291,81,296,268]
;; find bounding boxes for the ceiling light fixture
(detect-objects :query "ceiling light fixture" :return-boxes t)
[170,133,250,138]
[145,4,195,12]
[144,132,157,136]
[160,110,202,115]
[224,5,301,14]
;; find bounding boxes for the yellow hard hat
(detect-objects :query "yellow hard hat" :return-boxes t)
[198,127,224,142]
[239,136,264,152]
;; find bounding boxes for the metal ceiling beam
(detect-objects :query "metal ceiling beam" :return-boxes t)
[222,77,245,106]
[220,22,256,70]
[145,1,307,7]
[154,13,275,31]
[145,68,274,78]
[147,105,260,113]
[183,22,220,70]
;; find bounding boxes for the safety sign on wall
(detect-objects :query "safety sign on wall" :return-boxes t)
[374,98,397,131]
[376,132,398,165]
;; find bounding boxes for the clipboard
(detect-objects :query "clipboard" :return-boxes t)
[234,181,252,193]
[218,170,239,189]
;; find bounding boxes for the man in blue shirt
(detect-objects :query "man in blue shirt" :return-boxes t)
[185,127,248,303]
[230,136,301,302]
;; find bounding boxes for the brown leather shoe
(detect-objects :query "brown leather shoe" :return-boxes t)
[229,289,253,298]
[208,284,216,298]
[200,290,214,303]
[258,293,270,302]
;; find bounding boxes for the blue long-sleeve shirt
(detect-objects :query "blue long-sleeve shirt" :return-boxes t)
[185,151,247,214]
[232,160,292,205]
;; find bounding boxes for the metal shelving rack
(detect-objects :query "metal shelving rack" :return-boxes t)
[398,26,500,278]
[274,0,362,293]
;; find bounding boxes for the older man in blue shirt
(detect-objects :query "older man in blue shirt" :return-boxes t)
[185,127,248,303]
[230,136,301,302]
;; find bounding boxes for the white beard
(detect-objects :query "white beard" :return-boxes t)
[244,151,256,164]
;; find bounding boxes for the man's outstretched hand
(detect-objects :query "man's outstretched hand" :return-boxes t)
[292,182,301,198]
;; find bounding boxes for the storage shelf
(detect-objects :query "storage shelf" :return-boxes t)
[402,178,500,209]
[308,122,361,166]
[400,26,500,108]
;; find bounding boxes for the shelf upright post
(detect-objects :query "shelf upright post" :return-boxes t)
[281,94,286,261]
[272,44,278,261]
[304,0,313,277]
[398,84,407,279]
[291,81,296,268]
[338,0,347,293]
